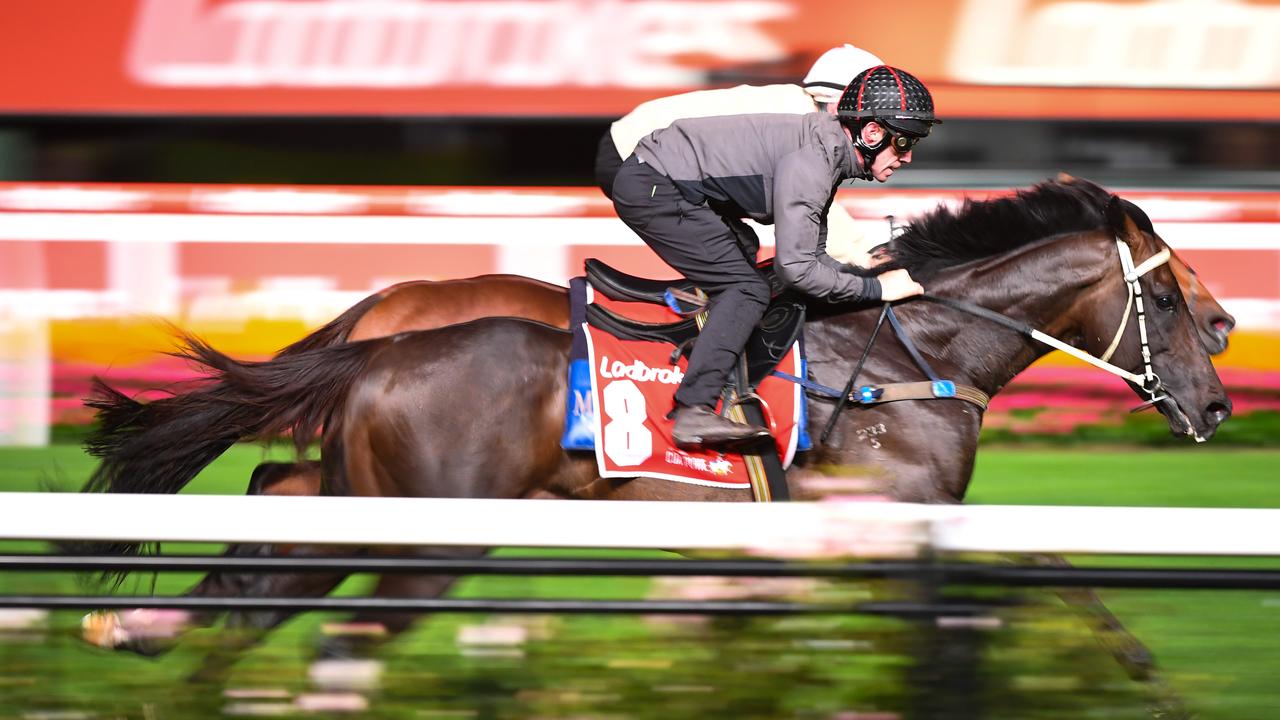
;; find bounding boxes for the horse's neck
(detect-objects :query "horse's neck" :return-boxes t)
[887,232,1114,396]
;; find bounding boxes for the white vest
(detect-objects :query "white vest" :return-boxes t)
[610,84,876,267]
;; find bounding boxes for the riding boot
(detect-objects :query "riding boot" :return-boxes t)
[671,405,770,450]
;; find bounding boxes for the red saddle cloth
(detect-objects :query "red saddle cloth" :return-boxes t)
[584,289,802,489]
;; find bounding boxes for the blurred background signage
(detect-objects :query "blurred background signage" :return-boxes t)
[2,0,1278,118]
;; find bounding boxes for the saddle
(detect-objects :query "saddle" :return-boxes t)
[585,289,805,389]
[568,258,808,502]
[580,259,806,417]
[584,257,788,306]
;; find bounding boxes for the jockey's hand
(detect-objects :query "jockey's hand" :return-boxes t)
[877,268,924,301]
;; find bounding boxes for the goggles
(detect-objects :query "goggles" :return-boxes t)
[885,129,922,154]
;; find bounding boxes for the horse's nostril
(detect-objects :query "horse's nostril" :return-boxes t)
[1205,402,1232,426]
[1211,316,1236,333]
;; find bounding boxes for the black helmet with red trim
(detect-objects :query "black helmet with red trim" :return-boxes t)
[837,65,939,137]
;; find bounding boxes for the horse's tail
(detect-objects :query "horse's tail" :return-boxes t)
[275,291,383,357]
[80,333,377,557]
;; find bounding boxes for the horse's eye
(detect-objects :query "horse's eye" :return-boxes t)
[1155,294,1177,311]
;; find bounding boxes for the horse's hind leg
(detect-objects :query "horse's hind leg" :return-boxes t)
[316,549,488,661]
[186,558,354,684]
[81,462,329,656]
[84,549,351,670]
[203,461,327,624]
[188,461,324,603]
[189,468,350,678]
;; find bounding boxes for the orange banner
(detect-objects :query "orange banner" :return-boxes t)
[2,0,1278,118]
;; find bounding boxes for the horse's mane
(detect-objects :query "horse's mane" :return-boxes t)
[885,178,1126,281]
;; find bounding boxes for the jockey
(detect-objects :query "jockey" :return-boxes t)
[611,66,938,448]
[596,44,885,267]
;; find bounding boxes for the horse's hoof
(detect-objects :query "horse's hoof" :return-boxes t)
[1105,634,1157,681]
[82,611,125,649]
[81,609,187,656]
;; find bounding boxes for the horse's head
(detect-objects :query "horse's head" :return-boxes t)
[1168,252,1235,355]
[1056,174,1235,355]
[883,178,1232,442]
[1076,197,1232,440]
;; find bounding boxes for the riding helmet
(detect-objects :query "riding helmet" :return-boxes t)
[837,66,940,137]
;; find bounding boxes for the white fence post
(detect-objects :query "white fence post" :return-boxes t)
[0,313,51,447]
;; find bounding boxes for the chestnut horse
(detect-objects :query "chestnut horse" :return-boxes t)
[81,182,1232,691]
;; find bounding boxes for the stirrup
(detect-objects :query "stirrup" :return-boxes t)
[729,391,778,439]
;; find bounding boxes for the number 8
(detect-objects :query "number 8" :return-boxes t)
[602,379,652,466]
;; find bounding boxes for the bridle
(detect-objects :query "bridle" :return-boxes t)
[1097,239,1172,399]
[923,237,1171,404]
[777,235,1185,446]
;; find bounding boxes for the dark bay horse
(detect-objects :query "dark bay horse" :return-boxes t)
[80,183,1231,688]
[236,177,1233,510]
[238,180,1231,504]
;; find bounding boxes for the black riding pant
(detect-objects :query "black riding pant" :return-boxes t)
[593,131,624,200]
[611,155,769,410]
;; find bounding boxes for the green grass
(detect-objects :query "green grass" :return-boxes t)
[1,444,1278,718]
[970,448,1280,508]
[970,449,1280,720]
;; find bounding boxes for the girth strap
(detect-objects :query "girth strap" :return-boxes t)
[770,373,990,411]
[860,381,990,410]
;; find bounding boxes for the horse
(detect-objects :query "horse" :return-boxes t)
[216,176,1236,554]
[235,182,1232,509]
[78,181,1231,693]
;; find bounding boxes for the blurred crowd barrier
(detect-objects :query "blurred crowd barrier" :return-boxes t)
[1,181,1277,445]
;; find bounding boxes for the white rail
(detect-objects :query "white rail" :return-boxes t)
[2,493,1278,557]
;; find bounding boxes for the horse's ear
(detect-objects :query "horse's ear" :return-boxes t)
[1105,195,1142,241]
[1119,197,1155,235]
[1056,172,1077,184]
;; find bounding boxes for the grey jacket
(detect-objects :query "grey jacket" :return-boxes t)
[634,112,880,303]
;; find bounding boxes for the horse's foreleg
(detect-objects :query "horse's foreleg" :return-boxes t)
[1024,553,1157,679]
[1025,554,1193,718]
